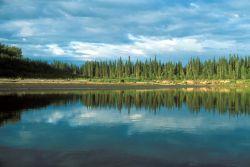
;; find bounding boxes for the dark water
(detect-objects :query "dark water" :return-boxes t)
[0,89,250,167]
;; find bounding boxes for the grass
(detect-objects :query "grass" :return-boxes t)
[0,77,250,86]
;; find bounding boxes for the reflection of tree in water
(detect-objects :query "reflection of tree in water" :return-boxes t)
[0,90,249,126]
[81,90,250,115]
[0,94,80,126]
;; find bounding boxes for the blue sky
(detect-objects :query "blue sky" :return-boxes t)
[1,0,250,63]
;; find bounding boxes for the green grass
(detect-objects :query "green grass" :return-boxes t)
[72,77,250,86]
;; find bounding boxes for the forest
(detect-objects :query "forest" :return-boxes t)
[81,56,250,80]
[0,43,78,78]
[0,43,250,80]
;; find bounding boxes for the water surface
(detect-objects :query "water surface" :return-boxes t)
[0,89,250,167]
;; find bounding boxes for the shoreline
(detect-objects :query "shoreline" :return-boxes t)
[0,78,249,91]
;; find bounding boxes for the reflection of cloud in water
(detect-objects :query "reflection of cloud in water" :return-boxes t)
[130,117,203,134]
[47,112,64,124]
[18,130,33,144]
[23,106,249,134]
[79,112,96,118]
[129,114,143,122]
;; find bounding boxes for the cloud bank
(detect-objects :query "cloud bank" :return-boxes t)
[1,0,250,62]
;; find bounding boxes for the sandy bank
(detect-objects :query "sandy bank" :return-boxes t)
[0,78,248,91]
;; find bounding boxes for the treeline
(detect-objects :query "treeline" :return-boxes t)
[0,43,78,78]
[81,56,250,80]
[1,43,250,79]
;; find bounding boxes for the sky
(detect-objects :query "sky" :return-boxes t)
[1,0,250,63]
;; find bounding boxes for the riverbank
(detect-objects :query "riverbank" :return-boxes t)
[0,78,201,91]
[0,78,249,91]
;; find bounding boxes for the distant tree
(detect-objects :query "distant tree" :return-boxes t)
[0,43,22,58]
[1,42,249,80]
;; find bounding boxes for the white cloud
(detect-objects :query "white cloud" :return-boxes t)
[69,34,246,60]
[69,41,146,60]
[129,34,204,53]
[2,21,37,37]
[15,34,249,61]
[232,13,240,18]
[69,34,240,60]
[190,3,200,9]
[18,26,35,37]
[0,38,8,41]
[47,44,65,55]
[69,34,205,60]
